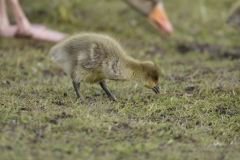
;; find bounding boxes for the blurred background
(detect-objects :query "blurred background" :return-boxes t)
[4,0,239,45]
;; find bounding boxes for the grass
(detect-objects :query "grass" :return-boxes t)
[1,0,240,159]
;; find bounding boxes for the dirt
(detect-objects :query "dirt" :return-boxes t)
[185,86,198,94]
[215,105,240,116]
[47,111,73,124]
[51,100,65,106]
[215,105,227,114]
[177,42,240,60]
[145,44,166,56]
[42,69,67,77]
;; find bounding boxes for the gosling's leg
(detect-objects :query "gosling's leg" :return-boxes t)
[99,81,117,101]
[72,81,85,103]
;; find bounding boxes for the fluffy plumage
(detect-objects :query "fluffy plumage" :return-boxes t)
[50,33,160,102]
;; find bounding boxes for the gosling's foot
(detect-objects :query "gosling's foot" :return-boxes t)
[72,81,86,104]
[99,81,117,101]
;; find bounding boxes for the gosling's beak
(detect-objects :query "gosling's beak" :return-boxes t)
[147,2,173,35]
[152,85,160,94]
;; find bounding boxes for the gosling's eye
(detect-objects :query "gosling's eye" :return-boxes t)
[153,76,158,81]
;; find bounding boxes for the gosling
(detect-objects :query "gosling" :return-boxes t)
[50,33,160,103]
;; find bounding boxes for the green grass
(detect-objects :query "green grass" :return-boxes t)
[1,0,240,159]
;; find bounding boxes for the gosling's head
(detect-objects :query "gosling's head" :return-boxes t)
[140,61,161,94]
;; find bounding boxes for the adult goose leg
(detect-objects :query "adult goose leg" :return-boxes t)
[0,0,18,37]
[7,0,67,42]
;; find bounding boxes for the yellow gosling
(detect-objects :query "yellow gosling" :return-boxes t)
[50,33,160,103]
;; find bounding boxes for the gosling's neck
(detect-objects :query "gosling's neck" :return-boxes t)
[125,57,146,83]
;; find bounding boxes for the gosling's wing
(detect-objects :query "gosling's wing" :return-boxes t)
[80,48,127,80]
[79,45,124,79]
[80,43,106,69]
[102,58,133,81]
[79,40,131,81]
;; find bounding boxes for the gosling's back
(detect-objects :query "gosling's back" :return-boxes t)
[50,33,133,83]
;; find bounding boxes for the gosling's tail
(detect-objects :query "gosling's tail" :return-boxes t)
[50,45,66,61]
[50,45,72,74]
